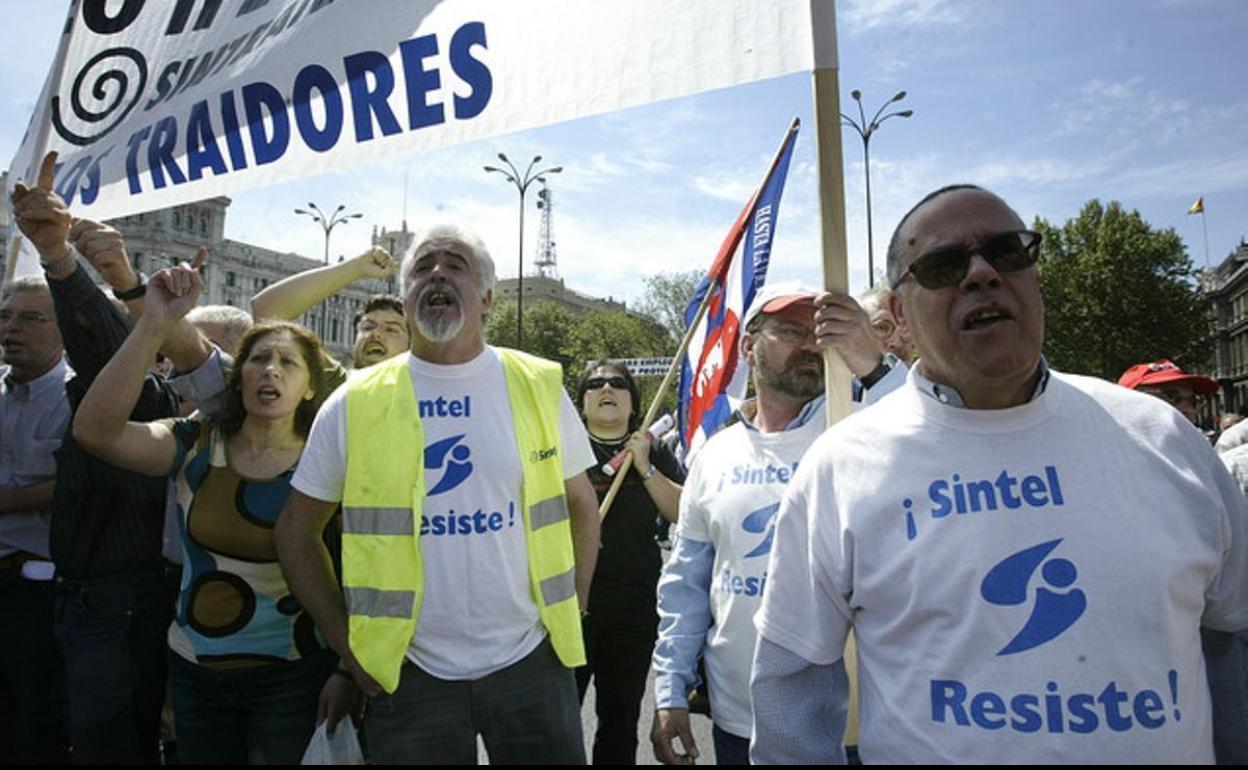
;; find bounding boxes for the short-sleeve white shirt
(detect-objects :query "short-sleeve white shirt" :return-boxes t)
[757,370,1248,763]
[294,348,594,679]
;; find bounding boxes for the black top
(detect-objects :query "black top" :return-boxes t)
[48,264,181,579]
[586,434,685,613]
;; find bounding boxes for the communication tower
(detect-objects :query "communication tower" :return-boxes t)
[534,180,559,279]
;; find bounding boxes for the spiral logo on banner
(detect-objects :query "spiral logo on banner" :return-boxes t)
[51,47,148,146]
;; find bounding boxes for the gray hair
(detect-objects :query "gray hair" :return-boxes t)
[1,274,51,302]
[400,222,496,297]
[186,304,254,352]
[857,286,893,314]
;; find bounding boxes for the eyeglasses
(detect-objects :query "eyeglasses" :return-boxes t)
[1146,387,1198,411]
[763,322,816,345]
[0,310,53,326]
[586,375,628,391]
[892,229,1042,290]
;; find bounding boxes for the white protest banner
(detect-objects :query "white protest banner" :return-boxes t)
[8,0,834,235]
[604,357,674,377]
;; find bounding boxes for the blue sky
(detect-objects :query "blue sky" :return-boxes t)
[4,0,1247,306]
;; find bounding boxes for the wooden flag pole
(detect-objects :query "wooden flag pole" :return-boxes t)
[810,0,862,748]
[597,118,802,519]
[596,279,718,518]
[812,66,855,424]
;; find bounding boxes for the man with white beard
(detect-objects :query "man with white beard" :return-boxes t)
[275,223,600,763]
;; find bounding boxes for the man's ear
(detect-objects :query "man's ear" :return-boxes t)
[741,330,757,369]
[889,292,910,341]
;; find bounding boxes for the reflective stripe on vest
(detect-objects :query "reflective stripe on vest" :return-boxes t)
[341,350,584,694]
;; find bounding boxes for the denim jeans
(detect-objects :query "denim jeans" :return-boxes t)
[54,565,170,765]
[712,723,750,765]
[0,569,69,763]
[366,637,585,765]
[167,648,335,765]
[575,608,657,764]
[1203,626,1248,764]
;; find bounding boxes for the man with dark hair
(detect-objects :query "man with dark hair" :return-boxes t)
[251,249,407,369]
[350,294,408,368]
[751,185,1248,763]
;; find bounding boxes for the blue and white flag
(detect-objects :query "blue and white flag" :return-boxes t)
[678,120,798,460]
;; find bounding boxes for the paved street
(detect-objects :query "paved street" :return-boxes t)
[475,655,715,765]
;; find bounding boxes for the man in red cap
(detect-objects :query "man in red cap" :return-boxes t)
[650,280,905,765]
[1117,359,1218,426]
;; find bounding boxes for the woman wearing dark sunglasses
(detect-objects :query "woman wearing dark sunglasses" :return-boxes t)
[574,360,684,765]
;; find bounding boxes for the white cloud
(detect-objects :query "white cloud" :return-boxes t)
[1048,77,1245,147]
[842,0,972,32]
[692,171,756,203]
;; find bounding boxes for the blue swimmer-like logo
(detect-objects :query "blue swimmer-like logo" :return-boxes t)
[742,502,780,558]
[425,434,473,495]
[980,538,1086,656]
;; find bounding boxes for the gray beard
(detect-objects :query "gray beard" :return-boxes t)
[757,349,824,400]
[415,309,463,343]
[415,283,465,343]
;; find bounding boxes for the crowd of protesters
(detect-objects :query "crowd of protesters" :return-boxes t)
[2,152,1246,765]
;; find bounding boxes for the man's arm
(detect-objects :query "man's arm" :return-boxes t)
[650,536,715,765]
[72,265,202,476]
[750,636,848,764]
[564,471,599,611]
[10,153,130,383]
[0,481,55,517]
[70,220,213,375]
[814,291,886,379]
[274,489,381,695]
[251,247,396,320]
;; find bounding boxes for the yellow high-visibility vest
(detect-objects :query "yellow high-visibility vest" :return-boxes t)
[340,349,584,693]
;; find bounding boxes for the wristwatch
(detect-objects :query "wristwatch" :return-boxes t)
[114,274,147,301]
[859,355,895,390]
[639,464,656,480]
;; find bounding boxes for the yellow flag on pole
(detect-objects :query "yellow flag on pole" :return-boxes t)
[1188,197,1205,215]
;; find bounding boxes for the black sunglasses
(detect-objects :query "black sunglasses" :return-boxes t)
[892,229,1042,290]
[586,375,628,391]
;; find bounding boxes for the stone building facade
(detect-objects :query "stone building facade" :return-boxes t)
[1203,239,1248,415]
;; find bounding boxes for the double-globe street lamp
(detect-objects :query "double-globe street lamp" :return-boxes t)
[484,153,562,349]
[294,202,362,340]
[841,90,913,287]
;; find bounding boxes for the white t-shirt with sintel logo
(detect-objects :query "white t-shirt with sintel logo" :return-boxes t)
[676,414,826,739]
[293,347,594,680]
[756,370,1248,764]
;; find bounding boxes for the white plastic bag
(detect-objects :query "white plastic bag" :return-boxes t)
[301,720,364,765]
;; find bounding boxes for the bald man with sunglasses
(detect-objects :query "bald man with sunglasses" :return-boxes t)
[750,185,1248,763]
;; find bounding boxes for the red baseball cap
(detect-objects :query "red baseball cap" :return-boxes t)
[1117,360,1218,395]
[742,281,820,331]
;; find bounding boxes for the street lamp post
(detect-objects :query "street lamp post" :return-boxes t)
[841,90,913,287]
[293,202,362,340]
[484,154,562,348]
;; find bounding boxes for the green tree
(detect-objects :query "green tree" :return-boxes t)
[1035,200,1209,381]
[636,270,703,346]
[485,299,676,394]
